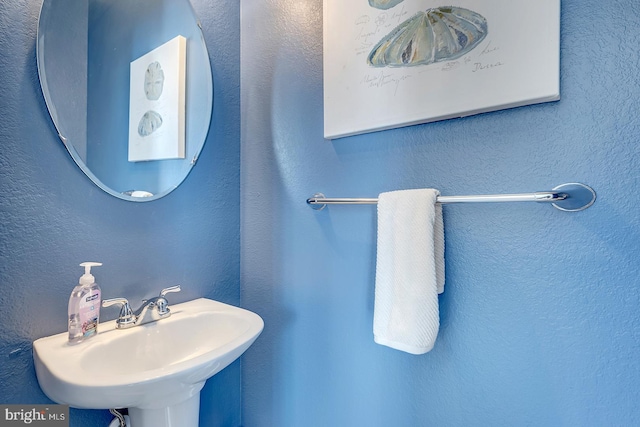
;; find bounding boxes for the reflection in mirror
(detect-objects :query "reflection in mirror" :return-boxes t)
[37,0,213,201]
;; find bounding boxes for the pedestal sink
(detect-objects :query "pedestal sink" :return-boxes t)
[33,298,263,427]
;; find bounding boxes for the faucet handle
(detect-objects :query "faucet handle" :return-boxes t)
[155,285,180,316]
[102,298,135,329]
[102,297,130,308]
[159,285,181,298]
[156,285,180,315]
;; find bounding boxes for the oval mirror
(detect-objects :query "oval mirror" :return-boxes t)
[37,0,213,201]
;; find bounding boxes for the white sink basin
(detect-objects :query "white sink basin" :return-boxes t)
[33,298,263,427]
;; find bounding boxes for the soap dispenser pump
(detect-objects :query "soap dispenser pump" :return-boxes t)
[68,262,102,344]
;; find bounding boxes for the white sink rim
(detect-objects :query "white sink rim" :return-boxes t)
[33,298,263,409]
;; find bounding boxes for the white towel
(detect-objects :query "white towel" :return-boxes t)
[373,189,445,354]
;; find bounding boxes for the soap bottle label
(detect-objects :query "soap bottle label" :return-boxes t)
[79,290,100,337]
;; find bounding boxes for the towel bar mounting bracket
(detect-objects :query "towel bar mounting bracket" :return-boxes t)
[549,183,596,212]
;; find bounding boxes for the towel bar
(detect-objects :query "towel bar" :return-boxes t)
[307,183,596,212]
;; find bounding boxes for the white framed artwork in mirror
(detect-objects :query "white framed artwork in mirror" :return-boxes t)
[129,35,186,162]
[323,0,560,139]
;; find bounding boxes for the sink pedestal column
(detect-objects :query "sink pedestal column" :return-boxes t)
[127,382,204,427]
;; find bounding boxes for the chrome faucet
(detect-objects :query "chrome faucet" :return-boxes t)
[103,285,181,329]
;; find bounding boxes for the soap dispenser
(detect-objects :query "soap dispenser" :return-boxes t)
[68,262,102,344]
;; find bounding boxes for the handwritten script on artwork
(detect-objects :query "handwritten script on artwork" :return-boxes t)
[360,71,412,96]
[441,40,504,73]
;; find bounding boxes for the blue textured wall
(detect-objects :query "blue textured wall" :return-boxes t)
[0,0,240,426]
[240,0,640,425]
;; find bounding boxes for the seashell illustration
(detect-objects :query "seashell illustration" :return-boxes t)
[144,61,165,100]
[369,0,405,10]
[138,110,163,137]
[367,6,488,67]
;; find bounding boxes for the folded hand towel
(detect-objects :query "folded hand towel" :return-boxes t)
[373,189,445,354]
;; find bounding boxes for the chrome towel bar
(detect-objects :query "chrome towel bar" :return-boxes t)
[307,183,596,212]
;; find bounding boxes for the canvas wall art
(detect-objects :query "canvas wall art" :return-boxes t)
[323,0,560,139]
[129,35,186,162]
